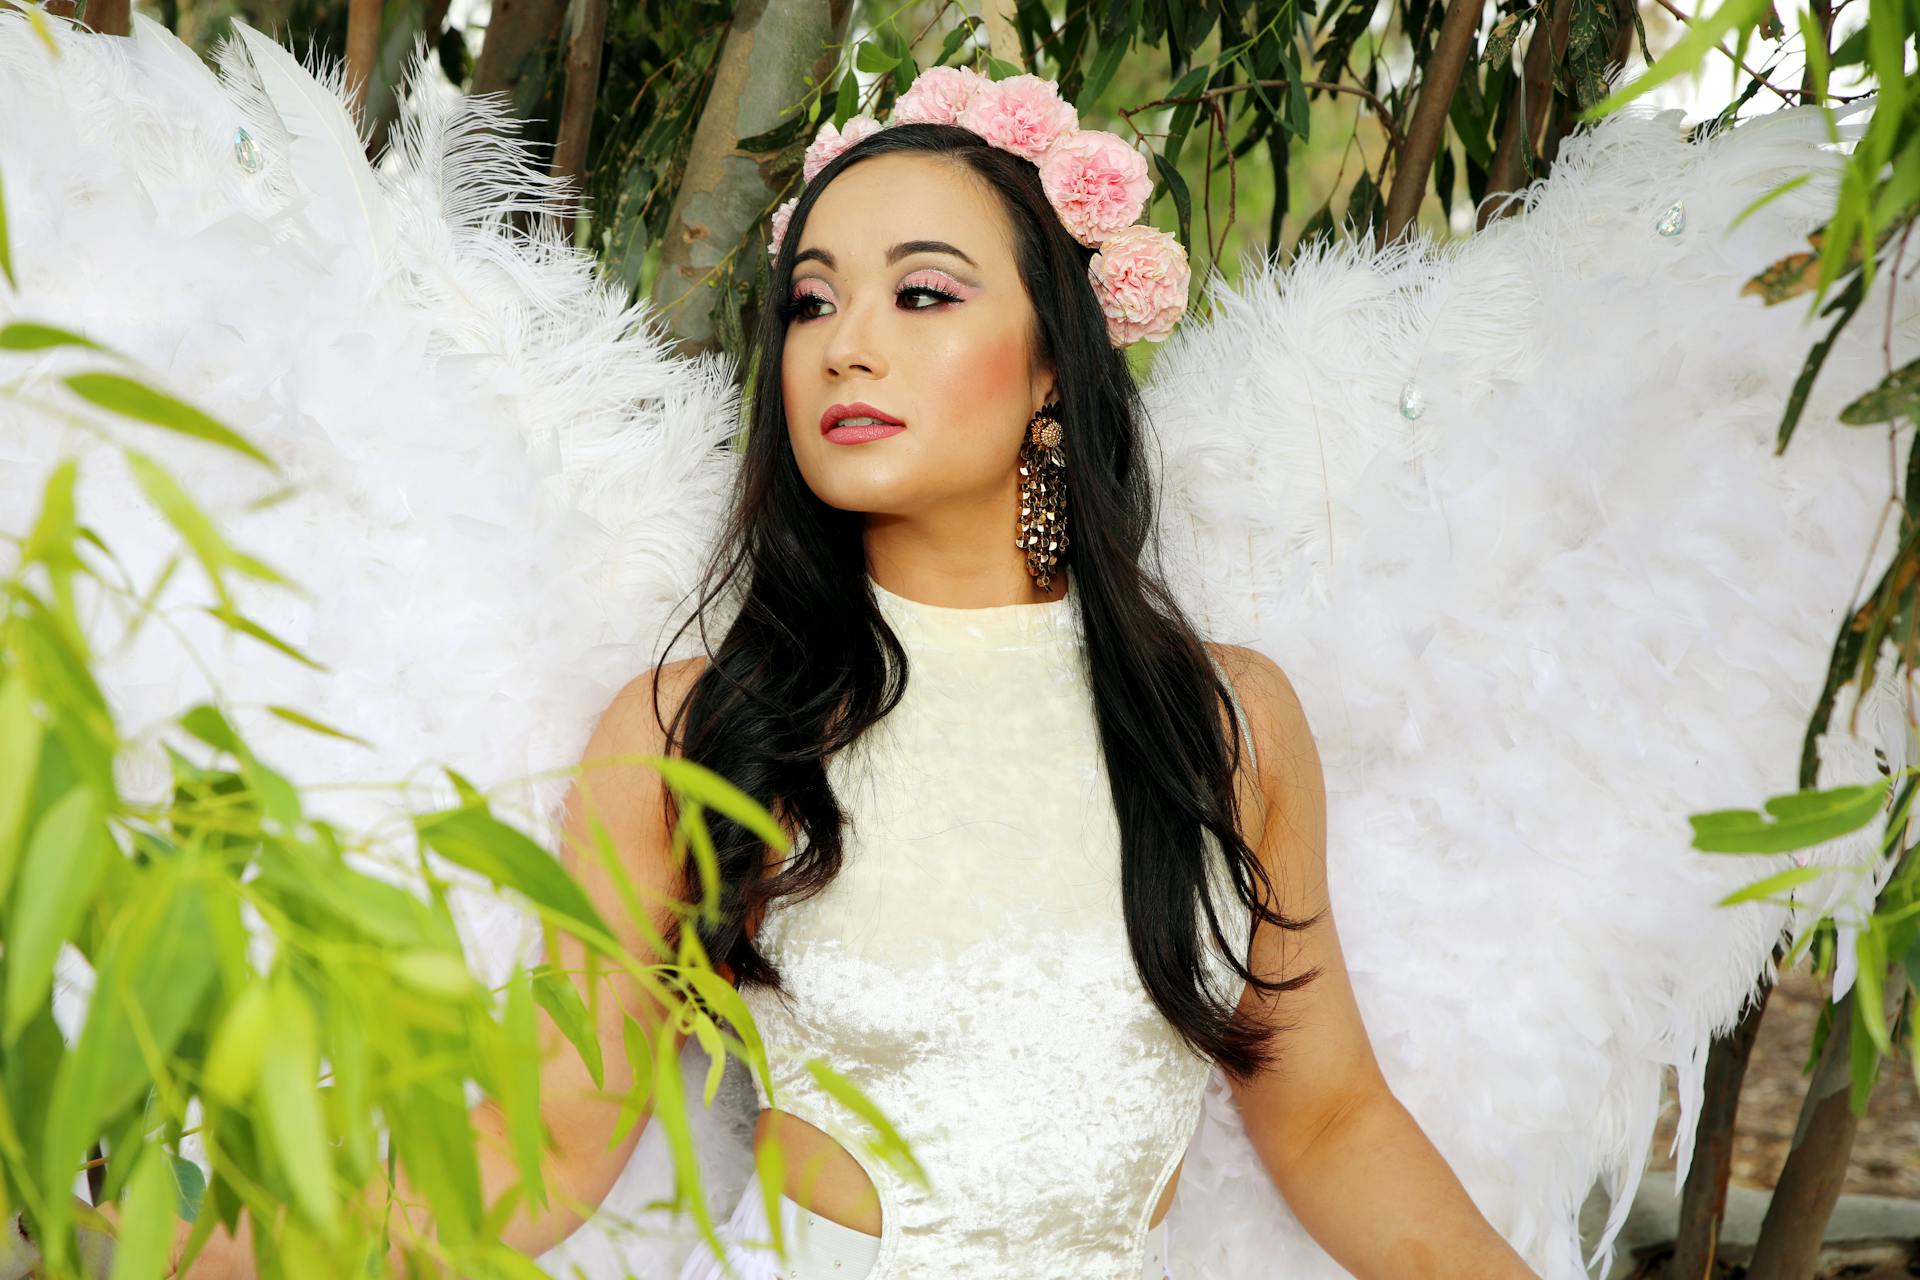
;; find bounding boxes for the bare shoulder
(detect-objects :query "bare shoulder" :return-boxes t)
[598,653,711,758]
[560,654,712,877]
[1200,641,1322,808]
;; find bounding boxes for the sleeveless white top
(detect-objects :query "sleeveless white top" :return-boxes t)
[736,571,1256,1278]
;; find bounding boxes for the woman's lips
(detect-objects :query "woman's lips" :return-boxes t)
[824,422,907,444]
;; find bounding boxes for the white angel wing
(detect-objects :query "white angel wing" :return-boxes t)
[0,12,755,1269]
[1146,89,1915,1278]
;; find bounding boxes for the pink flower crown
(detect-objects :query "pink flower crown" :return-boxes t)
[768,66,1191,348]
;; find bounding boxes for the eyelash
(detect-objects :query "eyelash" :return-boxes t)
[783,283,962,323]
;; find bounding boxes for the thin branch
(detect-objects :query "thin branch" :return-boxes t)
[1650,0,1805,103]
[1120,78,1405,161]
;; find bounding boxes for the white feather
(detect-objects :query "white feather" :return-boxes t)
[230,16,394,270]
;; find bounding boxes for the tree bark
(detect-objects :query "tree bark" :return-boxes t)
[550,0,610,232]
[1744,970,1898,1280]
[472,0,568,102]
[345,0,382,121]
[1380,0,1482,248]
[1668,980,1771,1280]
[649,0,853,356]
[985,0,1021,71]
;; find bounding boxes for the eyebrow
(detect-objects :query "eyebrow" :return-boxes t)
[791,239,979,271]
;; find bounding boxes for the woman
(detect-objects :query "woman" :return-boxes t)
[609,74,1539,1280]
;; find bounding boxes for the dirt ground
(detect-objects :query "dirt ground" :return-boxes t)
[1647,966,1920,1197]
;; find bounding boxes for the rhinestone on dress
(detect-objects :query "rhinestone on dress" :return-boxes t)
[1656,199,1685,236]
[1399,380,1426,421]
[233,126,264,174]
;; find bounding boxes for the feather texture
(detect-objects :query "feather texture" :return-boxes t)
[230,16,394,269]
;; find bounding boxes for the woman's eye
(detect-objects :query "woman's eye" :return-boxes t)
[785,284,960,324]
[899,284,961,310]
[785,292,831,322]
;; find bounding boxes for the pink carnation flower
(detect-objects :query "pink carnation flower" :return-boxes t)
[956,74,1078,163]
[1087,224,1191,346]
[1037,130,1153,247]
[891,66,985,126]
[767,195,798,260]
[803,114,884,183]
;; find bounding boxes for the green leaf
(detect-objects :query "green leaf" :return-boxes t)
[123,450,236,608]
[531,966,603,1090]
[387,1082,481,1246]
[1839,354,1920,427]
[203,608,326,671]
[984,55,1023,80]
[1690,778,1891,853]
[1153,153,1193,251]
[681,965,769,1093]
[64,372,277,470]
[0,322,114,353]
[1854,924,1893,1057]
[170,1155,206,1223]
[1717,863,1830,906]
[934,23,971,65]
[753,1119,788,1259]
[202,984,272,1103]
[609,1012,655,1148]
[651,1008,718,1247]
[501,968,548,1211]
[1081,34,1130,107]
[259,978,339,1232]
[835,73,858,127]
[389,949,480,998]
[0,672,45,904]
[179,704,241,755]
[651,757,790,852]
[4,785,112,1043]
[803,1059,928,1188]
[854,39,897,73]
[264,704,372,747]
[0,165,13,289]
[42,879,218,1251]
[108,1144,178,1280]
[414,802,610,937]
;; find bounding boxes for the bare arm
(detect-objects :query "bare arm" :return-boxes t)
[1214,646,1538,1280]
[133,659,711,1276]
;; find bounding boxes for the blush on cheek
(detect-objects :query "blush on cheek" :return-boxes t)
[925,327,1033,434]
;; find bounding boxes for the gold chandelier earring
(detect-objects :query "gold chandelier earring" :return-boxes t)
[1016,402,1068,592]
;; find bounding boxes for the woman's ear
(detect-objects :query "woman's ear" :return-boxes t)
[1034,366,1060,413]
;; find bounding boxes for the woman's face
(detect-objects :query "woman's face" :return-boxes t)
[781,153,1058,522]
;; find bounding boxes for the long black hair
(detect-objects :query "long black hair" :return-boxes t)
[652,120,1320,1085]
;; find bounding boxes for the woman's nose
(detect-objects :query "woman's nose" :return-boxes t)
[823,298,887,378]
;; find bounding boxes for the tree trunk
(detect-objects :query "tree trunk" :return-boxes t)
[1668,979,1772,1280]
[1744,968,1899,1280]
[345,0,382,121]
[550,0,610,233]
[1380,0,1482,248]
[648,0,853,356]
[984,0,1021,70]
[472,0,567,102]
